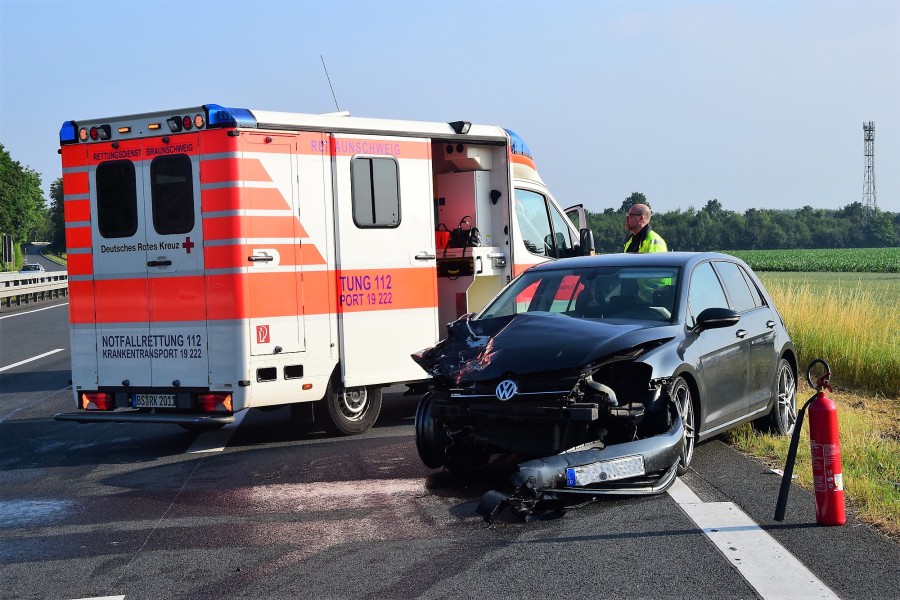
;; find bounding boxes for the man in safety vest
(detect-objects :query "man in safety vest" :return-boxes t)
[623,203,668,253]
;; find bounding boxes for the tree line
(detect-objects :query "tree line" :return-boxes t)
[1,142,897,270]
[587,193,899,254]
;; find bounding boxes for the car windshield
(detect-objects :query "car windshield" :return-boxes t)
[478,265,681,323]
[22,264,42,271]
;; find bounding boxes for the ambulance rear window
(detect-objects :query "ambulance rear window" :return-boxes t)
[151,155,194,235]
[97,160,138,239]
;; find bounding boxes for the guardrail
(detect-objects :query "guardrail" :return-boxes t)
[0,271,69,309]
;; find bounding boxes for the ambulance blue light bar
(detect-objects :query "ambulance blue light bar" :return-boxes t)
[505,129,533,159]
[60,121,77,144]
[204,104,256,129]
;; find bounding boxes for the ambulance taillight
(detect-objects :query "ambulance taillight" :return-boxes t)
[81,392,114,411]
[88,125,111,141]
[198,393,233,413]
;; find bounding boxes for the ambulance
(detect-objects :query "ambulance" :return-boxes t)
[55,104,593,434]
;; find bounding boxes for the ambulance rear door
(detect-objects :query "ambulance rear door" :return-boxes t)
[141,134,209,388]
[330,134,439,387]
[91,133,209,391]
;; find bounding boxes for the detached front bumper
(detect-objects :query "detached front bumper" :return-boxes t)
[477,413,684,521]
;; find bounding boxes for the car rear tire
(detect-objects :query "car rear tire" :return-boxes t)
[316,381,382,436]
[415,392,450,468]
[753,358,797,436]
[670,376,696,476]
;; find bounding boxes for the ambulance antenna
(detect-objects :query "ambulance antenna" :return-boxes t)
[320,55,341,112]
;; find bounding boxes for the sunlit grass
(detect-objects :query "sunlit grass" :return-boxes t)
[759,273,900,398]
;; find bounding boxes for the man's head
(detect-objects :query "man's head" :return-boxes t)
[625,203,651,234]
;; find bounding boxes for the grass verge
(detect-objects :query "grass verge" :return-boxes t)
[727,271,899,538]
[725,384,900,538]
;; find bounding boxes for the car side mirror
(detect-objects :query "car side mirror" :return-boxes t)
[693,307,740,333]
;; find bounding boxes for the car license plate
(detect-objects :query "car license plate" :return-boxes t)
[566,454,645,487]
[133,393,176,408]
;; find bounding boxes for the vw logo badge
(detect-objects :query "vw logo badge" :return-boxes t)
[495,379,518,401]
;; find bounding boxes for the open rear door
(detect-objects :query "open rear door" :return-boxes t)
[330,133,439,387]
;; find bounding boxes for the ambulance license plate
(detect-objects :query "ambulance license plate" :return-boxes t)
[133,393,176,408]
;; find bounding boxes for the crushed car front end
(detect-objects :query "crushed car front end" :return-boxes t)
[412,309,687,507]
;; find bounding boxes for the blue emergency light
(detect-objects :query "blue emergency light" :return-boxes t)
[59,120,78,144]
[204,104,257,129]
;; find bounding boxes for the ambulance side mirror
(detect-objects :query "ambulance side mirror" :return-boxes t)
[578,228,595,256]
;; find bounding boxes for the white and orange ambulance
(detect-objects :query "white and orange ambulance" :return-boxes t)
[55,104,593,434]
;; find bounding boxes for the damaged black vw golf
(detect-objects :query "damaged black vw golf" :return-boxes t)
[412,252,797,511]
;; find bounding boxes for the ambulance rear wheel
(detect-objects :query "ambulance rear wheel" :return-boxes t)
[316,382,382,436]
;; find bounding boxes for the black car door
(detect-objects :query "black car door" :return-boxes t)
[685,261,749,433]
[714,260,778,416]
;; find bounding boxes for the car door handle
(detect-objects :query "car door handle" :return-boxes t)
[248,255,274,262]
[147,259,172,267]
[736,329,747,338]
[415,253,437,261]
[766,320,776,328]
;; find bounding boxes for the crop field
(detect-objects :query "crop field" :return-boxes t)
[725,247,900,273]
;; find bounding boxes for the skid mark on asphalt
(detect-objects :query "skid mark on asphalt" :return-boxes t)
[668,478,839,599]
[184,478,440,596]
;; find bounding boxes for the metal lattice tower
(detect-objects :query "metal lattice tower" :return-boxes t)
[862,121,877,216]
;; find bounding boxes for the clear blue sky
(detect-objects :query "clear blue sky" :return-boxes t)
[1,0,898,215]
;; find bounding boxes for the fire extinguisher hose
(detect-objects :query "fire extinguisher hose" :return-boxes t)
[773,359,831,522]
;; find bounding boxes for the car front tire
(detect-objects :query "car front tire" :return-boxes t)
[415,392,450,468]
[670,376,696,476]
[753,358,797,436]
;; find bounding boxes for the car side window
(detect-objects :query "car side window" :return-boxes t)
[739,266,766,307]
[714,261,757,313]
[687,262,728,327]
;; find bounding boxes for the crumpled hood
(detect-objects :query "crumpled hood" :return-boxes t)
[413,312,677,384]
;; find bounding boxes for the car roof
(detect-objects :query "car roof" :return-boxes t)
[528,251,745,272]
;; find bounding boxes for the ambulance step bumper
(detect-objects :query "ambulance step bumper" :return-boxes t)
[54,411,236,426]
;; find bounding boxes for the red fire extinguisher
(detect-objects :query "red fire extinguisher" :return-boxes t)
[774,359,845,526]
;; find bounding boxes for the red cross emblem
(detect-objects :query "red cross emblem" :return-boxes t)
[182,236,195,254]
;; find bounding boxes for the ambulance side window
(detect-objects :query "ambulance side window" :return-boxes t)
[96,160,138,239]
[151,154,194,235]
[351,157,400,228]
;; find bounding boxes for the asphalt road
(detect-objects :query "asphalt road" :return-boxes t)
[1,298,898,600]
[19,244,64,272]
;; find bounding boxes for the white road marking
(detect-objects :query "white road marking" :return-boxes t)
[0,302,68,320]
[0,348,65,373]
[668,478,839,599]
[186,409,249,453]
[69,595,126,599]
[0,385,71,424]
